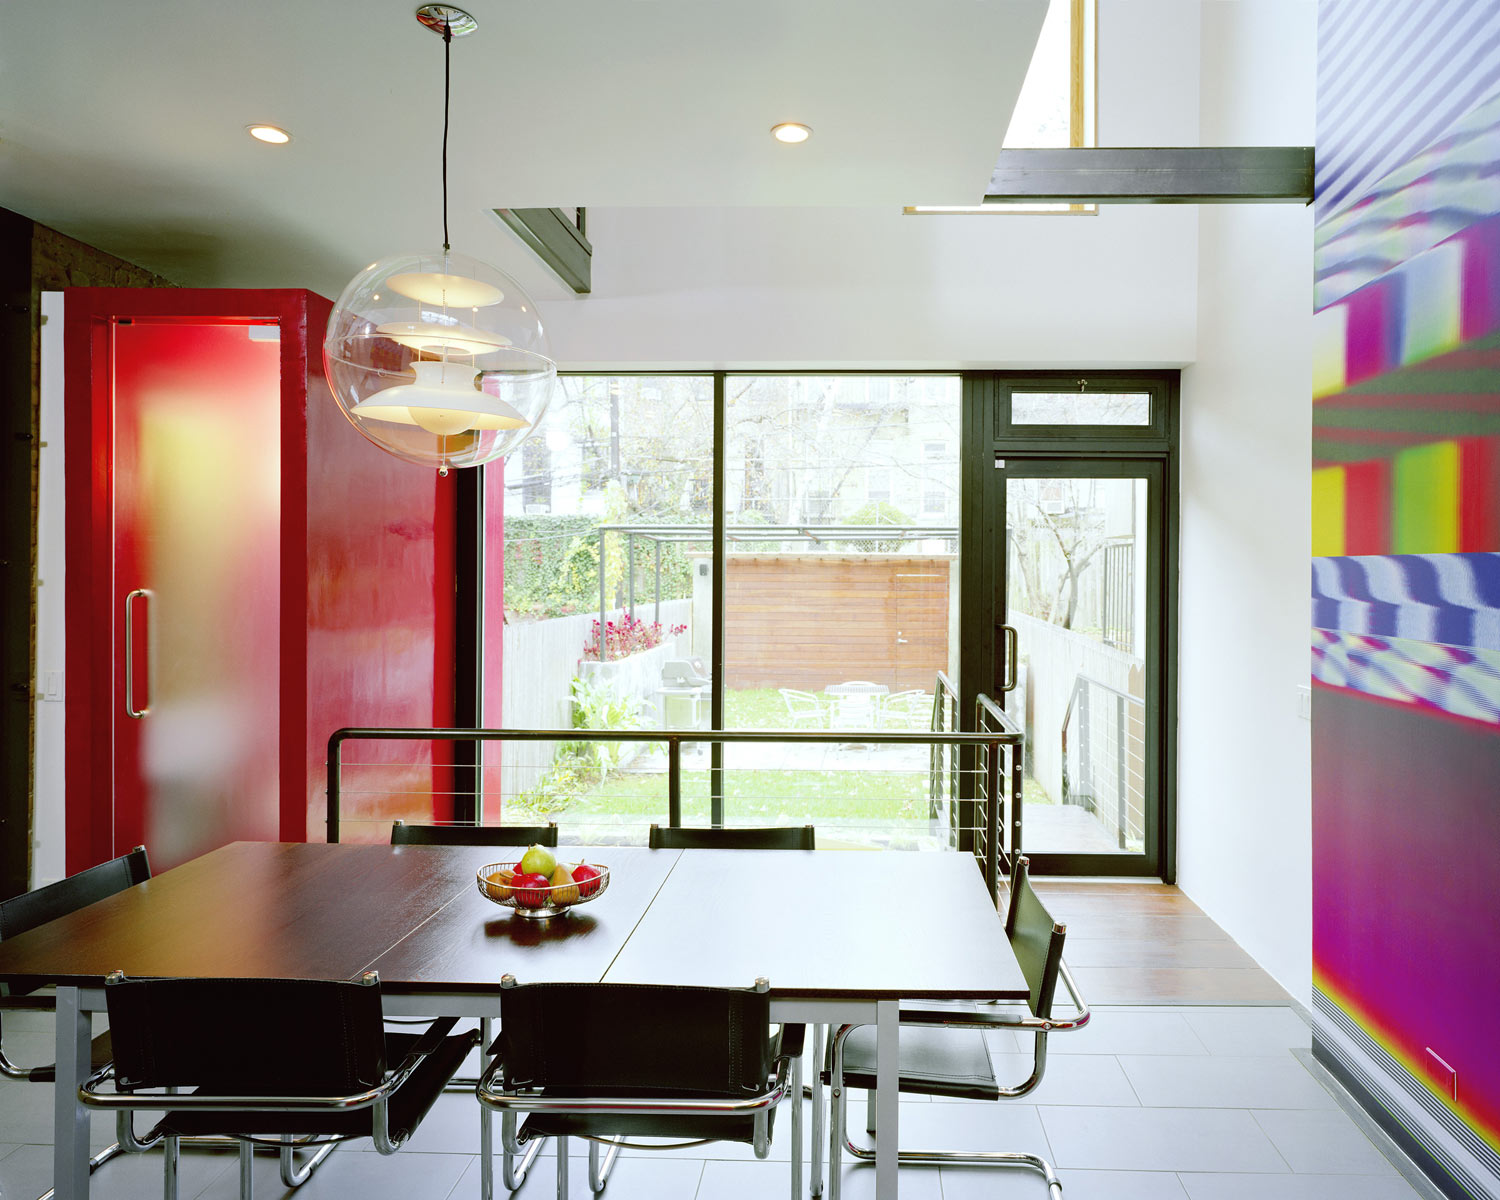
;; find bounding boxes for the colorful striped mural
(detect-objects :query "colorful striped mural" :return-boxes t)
[1314,2,1500,1196]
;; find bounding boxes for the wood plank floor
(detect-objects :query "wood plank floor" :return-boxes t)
[1030,879,1297,1006]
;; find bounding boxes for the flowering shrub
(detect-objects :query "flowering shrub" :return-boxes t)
[581,613,687,661]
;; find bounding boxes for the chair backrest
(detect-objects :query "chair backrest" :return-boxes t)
[104,973,387,1095]
[647,824,816,851]
[390,821,558,847]
[0,846,151,941]
[1003,856,1065,1018]
[499,980,773,1096]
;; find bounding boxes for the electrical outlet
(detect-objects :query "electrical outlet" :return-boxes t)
[1296,685,1311,720]
[1426,1048,1458,1100]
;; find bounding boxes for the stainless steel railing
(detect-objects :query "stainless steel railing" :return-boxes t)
[327,708,1022,904]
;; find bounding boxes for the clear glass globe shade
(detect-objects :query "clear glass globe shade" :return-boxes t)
[324,249,556,471]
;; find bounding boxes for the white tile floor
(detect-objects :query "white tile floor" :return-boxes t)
[0,1004,1438,1200]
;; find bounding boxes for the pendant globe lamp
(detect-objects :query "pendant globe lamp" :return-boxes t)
[324,5,555,473]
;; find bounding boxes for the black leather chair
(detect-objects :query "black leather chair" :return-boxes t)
[823,856,1090,1199]
[479,976,805,1199]
[0,847,151,1192]
[390,820,558,846]
[79,971,478,1200]
[646,823,815,850]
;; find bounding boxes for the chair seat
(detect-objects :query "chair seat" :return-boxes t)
[159,1028,474,1142]
[831,1023,1001,1101]
[520,1099,778,1145]
[508,1020,801,1146]
[23,1030,113,1084]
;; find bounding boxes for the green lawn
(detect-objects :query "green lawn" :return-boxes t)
[565,766,932,823]
[508,686,1038,828]
[722,688,805,728]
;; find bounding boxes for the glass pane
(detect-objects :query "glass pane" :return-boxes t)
[113,322,282,868]
[491,375,715,843]
[1006,475,1149,856]
[1012,391,1151,426]
[1003,0,1074,148]
[724,375,962,849]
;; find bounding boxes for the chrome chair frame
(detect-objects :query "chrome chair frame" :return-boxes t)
[477,975,805,1200]
[79,971,477,1200]
[823,860,1092,1199]
[0,846,152,1200]
[827,964,1090,1197]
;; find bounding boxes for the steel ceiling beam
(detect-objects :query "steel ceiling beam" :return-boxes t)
[985,147,1315,204]
[493,207,592,293]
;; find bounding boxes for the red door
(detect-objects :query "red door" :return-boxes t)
[109,321,284,866]
[65,288,459,874]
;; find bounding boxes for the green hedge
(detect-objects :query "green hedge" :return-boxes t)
[503,513,696,620]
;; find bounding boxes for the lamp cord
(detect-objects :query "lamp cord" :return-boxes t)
[442,19,452,253]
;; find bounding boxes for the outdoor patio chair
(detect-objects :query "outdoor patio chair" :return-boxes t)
[79,971,478,1200]
[778,687,825,728]
[0,846,152,1193]
[827,681,886,730]
[390,820,558,847]
[479,976,805,1200]
[821,855,1091,1199]
[878,689,932,731]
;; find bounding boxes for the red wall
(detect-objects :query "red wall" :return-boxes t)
[64,288,456,868]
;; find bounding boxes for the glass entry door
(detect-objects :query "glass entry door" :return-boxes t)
[989,458,1165,875]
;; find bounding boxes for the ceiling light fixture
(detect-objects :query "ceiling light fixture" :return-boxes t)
[323,4,555,474]
[771,122,812,144]
[246,124,292,145]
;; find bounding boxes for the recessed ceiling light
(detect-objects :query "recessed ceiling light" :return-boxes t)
[771,122,812,144]
[247,124,292,145]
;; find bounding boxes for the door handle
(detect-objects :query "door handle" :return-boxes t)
[997,624,1019,693]
[124,588,152,718]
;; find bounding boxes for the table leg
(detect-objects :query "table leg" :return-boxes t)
[479,1017,493,1200]
[54,986,92,1200]
[874,999,899,1199]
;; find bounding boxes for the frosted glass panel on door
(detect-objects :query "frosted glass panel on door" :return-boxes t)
[113,322,282,869]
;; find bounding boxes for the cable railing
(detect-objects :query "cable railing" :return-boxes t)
[327,695,1022,904]
[976,693,1025,885]
[1060,672,1146,852]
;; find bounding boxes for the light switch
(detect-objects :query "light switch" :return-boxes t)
[1296,685,1311,720]
[42,671,62,702]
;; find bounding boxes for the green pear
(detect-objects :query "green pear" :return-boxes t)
[518,843,557,878]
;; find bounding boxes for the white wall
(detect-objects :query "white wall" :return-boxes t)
[1177,0,1316,1004]
[534,0,1205,371]
[32,292,67,888]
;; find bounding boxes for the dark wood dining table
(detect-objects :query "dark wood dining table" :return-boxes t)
[0,841,1027,1200]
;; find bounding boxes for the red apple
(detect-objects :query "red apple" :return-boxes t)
[511,872,551,907]
[573,862,604,899]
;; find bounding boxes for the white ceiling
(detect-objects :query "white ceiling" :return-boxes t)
[0,0,1046,300]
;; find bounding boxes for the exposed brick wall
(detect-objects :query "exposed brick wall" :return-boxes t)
[20,222,175,858]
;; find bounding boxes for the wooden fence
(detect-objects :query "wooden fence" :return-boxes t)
[722,554,955,691]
